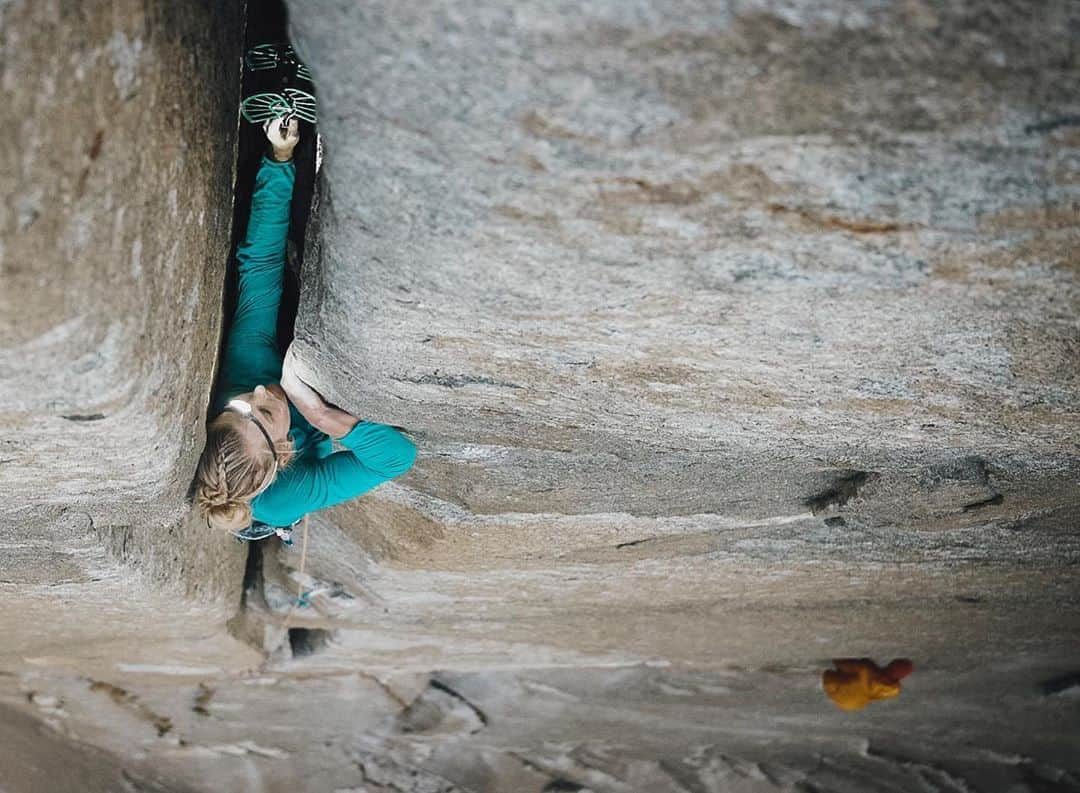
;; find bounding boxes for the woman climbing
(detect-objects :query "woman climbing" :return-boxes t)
[194,117,416,537]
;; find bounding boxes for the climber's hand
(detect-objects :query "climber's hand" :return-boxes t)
[281,344,362,440]
[265,115,299,162]
[281,345,326,418]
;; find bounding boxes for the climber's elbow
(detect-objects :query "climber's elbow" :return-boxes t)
[385,435,418,478]
[341,422,418,479]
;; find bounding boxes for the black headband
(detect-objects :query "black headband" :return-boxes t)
[224,399,279,464]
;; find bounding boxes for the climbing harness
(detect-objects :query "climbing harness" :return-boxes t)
[232,519,297,546]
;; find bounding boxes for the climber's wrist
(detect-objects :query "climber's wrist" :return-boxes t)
[270,145,295,163]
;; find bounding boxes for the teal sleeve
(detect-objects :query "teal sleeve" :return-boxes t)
[219,156,295,400]
[252,421,417,525]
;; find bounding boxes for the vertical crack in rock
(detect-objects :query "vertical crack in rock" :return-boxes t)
[220,0,323,650]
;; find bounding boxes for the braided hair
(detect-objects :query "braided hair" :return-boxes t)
[195,414,296,531]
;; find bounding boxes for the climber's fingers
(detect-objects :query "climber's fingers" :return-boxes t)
[263,115,300,153]
[281,346,325,414]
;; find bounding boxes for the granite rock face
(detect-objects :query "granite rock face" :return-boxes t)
[288,0,1079,533]
[282,0,1080,595]
[1,1,1079,791]
[0,0,247,597]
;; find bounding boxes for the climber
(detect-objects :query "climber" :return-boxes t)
[194,117,416,538]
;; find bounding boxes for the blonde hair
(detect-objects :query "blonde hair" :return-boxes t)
[195,414,296,531]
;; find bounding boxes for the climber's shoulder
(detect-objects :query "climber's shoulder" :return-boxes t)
[251,466,311,527]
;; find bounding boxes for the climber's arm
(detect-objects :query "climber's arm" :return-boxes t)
[279,344,362,439]
[220,118,299,395]
[252,422,417,525]
[265,345,418,522]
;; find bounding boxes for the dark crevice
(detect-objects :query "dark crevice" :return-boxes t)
[1024,115,1080,134]
[210,0,323,625]
[288,627,333,657]
[543,782,586,792]
[1039,671,1080,697]
[805,470,879,514]
[192,683,214,716]
[238,536,264,601]
[512,755,587,793]
[961,493,1004,512]
[204,0,321,438]
[428,678,490,727]
[225,537,267,650]
[225,0,319,366]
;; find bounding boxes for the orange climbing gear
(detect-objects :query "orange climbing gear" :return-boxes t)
[822,658,914,711]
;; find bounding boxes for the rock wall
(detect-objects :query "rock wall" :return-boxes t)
[0,2,261,786]
[1,1,1078,791]
[0,0,246,596]
[288,0,1079,539]
[280,0,1080,655]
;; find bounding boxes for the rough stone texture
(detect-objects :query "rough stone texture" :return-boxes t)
[289,0,1079,529]
[280,0,1080,661]
[2,0,1079,791]
[0,0,246,596]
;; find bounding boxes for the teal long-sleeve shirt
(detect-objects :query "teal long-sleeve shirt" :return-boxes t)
[214,155,416,527]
